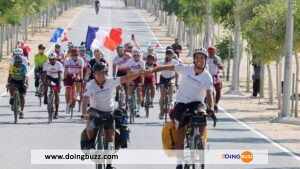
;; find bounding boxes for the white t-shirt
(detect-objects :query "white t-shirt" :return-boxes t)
[125,59,145,74]
[159,59,179,79]
[80,54,91,68]
[54,50,65,60]
[10,56,29,71]
[43,61,63,78]
[64,57,84,74]
[142,51,157,61]
[207,56,222,76]
[113,55,131,71]
[84,78,121,112]
[175,64,213,104]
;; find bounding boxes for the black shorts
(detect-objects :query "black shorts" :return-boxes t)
[46,76,60,86]
[88,108,115,130]
[10,79,26,95]
[159,75,174,88]
[173,101,206,129]
[117,70,127,77]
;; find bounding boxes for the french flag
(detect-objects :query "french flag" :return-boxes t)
[85,26,122,51]
[50,27,69,43]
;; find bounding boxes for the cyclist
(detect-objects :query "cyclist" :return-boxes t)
[142,44,157,61]
[142,54,157,107]
[158,48,179,119]
[84,48,108,82]
[10,48,29,70]
[148,48,215,169]
[125,49,145,117]
[82,62,144,169]
[207,47,223,112]
[43,53,63,119]
[113,45,131,104]
[65,42,74,59]
[34,44,48,96]
[53,44,65,64]
[79,45,91,96]
[124,42,134,53]
[64,48,84,113]
[17,40,30,60]
[7,56,28,119]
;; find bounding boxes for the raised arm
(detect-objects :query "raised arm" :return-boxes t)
[150,65,175,74]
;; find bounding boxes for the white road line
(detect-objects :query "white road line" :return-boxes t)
[219,106,300,161]
[1,7,86,97]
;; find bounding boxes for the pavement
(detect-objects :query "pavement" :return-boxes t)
[0,0,300,169]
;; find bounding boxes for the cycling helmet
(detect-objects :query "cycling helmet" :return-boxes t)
[192,48,208,58]
[165,48,174,55]
[78,45,86,51]
[147,45,154,51]
[67,42,74,47]
[71,48,79,56]
[124,42,133,47]
[55,44,61,48]
[49,53,57,59]
[92,62,109,73]
[13,48,24,55]
[17,40,24,47]
[166,46,173,50]
[14,55,23,63]
[207,46,216,54]
[132,49,141,56]
[116,45,125,51]
[38,44,46,50]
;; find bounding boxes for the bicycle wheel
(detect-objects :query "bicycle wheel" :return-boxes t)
[48,94,53,124]
[38,83,43,107]
[13,93,19,124]
[145,87,150,118]
[95,128,105,169]
[191,128,205,169]
[77,100,81,112]
[70,107,74,119]
[164,95,169,123]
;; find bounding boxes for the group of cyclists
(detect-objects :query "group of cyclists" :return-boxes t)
[7,34,223,168]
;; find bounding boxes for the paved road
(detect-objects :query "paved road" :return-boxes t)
[0,0,299,169]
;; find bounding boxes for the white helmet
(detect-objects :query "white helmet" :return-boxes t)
[67,42,74,47]
[192,48,208,58]
[48,53,57,59]
[13,48,23,55]
[147,44,154,51]
[132,49,141,56]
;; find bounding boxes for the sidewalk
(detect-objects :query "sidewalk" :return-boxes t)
[135,8,300,156]
[0,5,88,95]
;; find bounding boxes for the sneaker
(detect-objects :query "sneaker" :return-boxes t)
[106,165,116,169]
[35,91,39,96]
[135,111,140,118]
[54,112,58,119]
[44,97,48,105]
[214,105,218,113]
[65,105,70,114]
[176,164,183,169]
[9,98,14,105]
[159,112,164,119]
[19,112,24,119]
[115,93,119,102]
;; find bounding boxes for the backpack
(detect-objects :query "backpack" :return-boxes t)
[161,121,177,157]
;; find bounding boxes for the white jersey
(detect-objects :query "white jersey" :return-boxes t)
[207,56,222,76]
[125,59,145,74]
[80,54,91,68]
[142,51,157,61]
[10,56,29,70]
[64,57,84,74]
[43,61,63,79]
[175,64,213,104]
[53,50,65,60]
[113,55,131,71]
[84,78,121,112]
[159,59,179,79]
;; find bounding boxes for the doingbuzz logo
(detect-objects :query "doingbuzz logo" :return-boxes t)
[222,151,253,163]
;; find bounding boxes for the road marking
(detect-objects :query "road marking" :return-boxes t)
[219,106,300,161]
[1,7,86,97]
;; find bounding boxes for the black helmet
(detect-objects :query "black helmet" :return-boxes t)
[55,44,61,48]
[38,44,46,50]
[166,46,173,50]
[165,48,174,55]
[92,62,108,73]
[14,55,23,63]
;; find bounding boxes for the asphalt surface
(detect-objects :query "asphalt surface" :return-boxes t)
[0,0,299,169]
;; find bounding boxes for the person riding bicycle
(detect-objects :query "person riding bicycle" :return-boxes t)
[84,48,108,82]
[64,48,84,114]
[43,53,63,119]
[10,48,29,70]
[34,44,48,96]
[125,49,145,117]
[148,48,216,169]
[7,56,28,119]
[142,44,158,61]
[16,40,30,60]
[207,47,223,112]
[124,42,134,53]
[53,44,65,64]
[82,62,144,169]
[113,45,131,104]
[78,45,91,99]
[65,42,74,59]
[158,48,179,119]
[142,54,157,107]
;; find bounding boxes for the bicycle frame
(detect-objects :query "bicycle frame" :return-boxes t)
[48,83,58,124]
[118,85,125,108]
[144,84,151,118]
[129,85,137,123]
[163,84,172,123]
[11,86,21,124]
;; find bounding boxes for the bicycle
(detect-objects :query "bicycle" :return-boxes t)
[183,108,216,169]
[118,85,126,108]
[10,85,21,124]
[47,82,58,124]
[128,84,137,124]
[162,84,172,123]
[69,80,82,119]
[88,108,112,169]
[144,84,152,118]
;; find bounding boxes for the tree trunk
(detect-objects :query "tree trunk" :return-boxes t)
[267,64,274,104]
[246,51,251,92]
[259,65,265,98]
[295,52,299,118]
[159,2,164,26]
[24,17,28,40]
[177,18,183,44]
[226,34,232,81]
[0,26,3,61]
[166,15,172,37]
[188,25,193,56]
[276,60,282,109]
[204,0,212,49]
